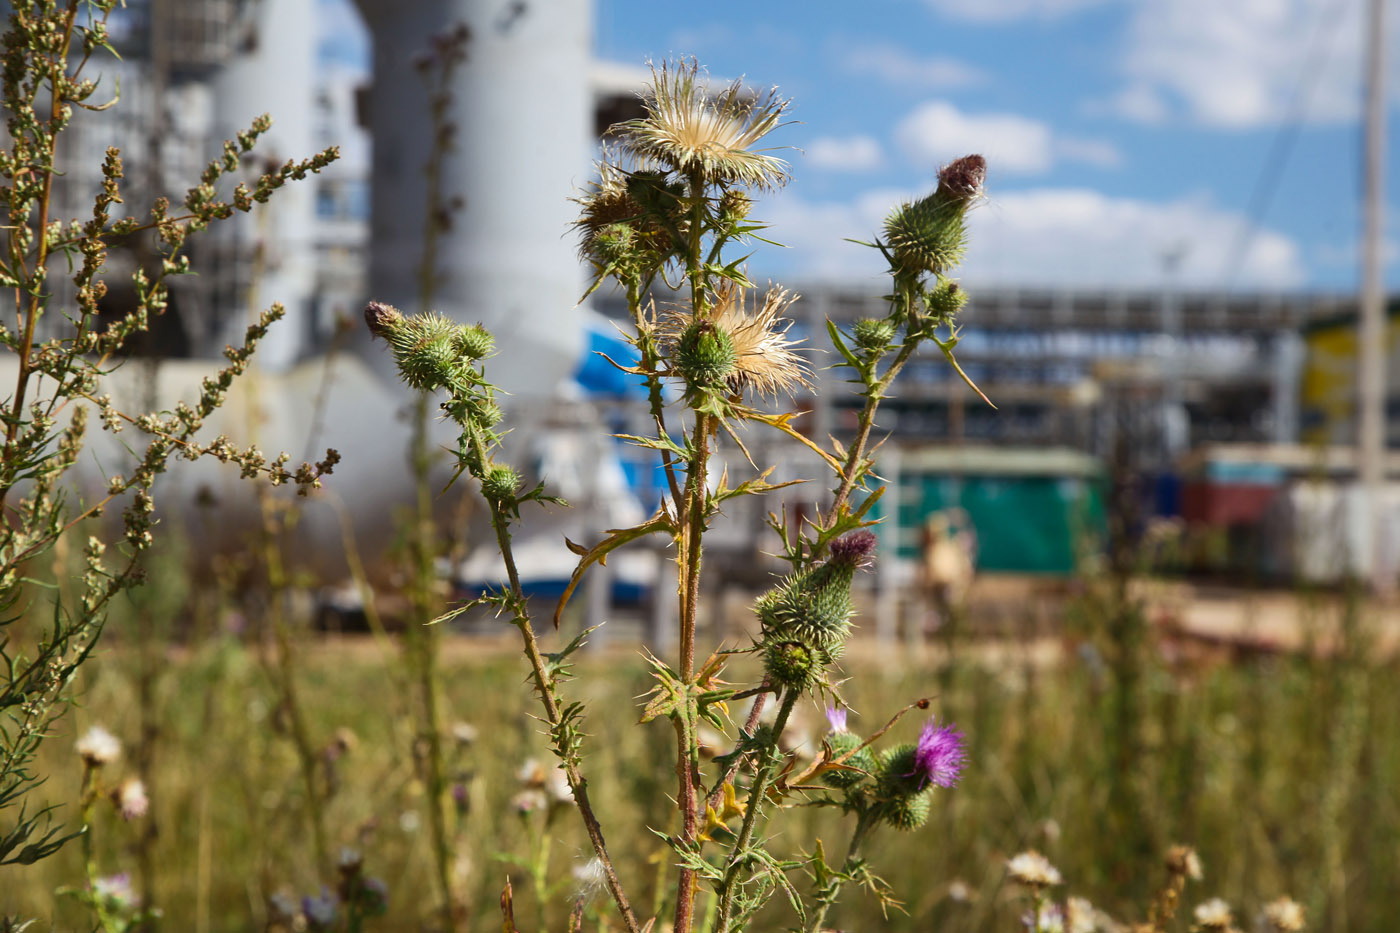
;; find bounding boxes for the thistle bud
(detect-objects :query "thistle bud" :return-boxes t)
[924,277,968,325]
[589,222,635,268]
[883,154,985,279]
[754,531,876,673]
[363,301,403,340]
[719,189,752,224]
[763,640,824,691]
[481,465,521,503]
[853,318,896,354]
[401,335,457,391]
[471,397,503,429]
[883,197,967,278]
[453,323,495,361]
[674,320,737,388]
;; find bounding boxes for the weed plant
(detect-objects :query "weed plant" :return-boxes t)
[0,1,335,926]
[370,59,1008,932]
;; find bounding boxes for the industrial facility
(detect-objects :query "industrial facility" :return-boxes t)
[22,0,1397,609]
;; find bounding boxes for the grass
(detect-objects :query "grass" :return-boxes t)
[4,580,1395,932]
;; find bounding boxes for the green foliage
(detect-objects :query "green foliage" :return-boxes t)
[0,0,337,895]
[374,57,1001,933]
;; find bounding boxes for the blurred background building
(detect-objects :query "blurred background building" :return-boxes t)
[20,0,1399,612]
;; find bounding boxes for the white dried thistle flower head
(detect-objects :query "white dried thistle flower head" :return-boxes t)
[1193,897,1233,929]
[76,725,121,767]
[1262,896,1305,932]
[660,281,810,399]
[1167,844,1204,881]
[614,59,791,190]
[1006,850,1063,889]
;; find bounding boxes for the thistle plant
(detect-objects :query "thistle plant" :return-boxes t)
[0,0,336,900]
[371,58,990,932]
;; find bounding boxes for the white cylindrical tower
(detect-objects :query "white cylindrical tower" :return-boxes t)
[353,0,591,398]
[211,0,320,368]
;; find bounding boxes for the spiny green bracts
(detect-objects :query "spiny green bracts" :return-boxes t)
[674,320,738,389]
[853,317,895,354]
[924,276,968,326]
[481,465,521,503]
[883,154,985,279]
[880,786,932,831]
[376,311,461,391]
[453,323,495,361]
[588,222,636,269]
[821,730,875,790]
[719,188,752,224]
[755,530,877,657]
[874,745,938,832]
[763,639,827,692]
[883,197,967,278]
[875,743,923,799]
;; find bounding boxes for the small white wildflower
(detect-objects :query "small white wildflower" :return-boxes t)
[451,721,479,745]
[1065,897,1096,933]
[398,810,421,833]
[337,847,362,872]
[1262,896,1305,932]
[1194,897,1233,929]
[114,777,148,820]
[946,879,974,903]
[1006,850,1063,888]
[511,789,548,815]
[92,873,136,905]
[76,725,121,767]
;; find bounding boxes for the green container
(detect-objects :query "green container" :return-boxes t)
[872,447,1105,574]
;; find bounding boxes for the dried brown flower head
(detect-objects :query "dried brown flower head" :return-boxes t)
[614,60,791,190]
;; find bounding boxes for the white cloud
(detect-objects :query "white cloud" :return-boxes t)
[1054,136,1123,169]
[922,0,1112,23]
[839,42,984,89]
[805,136,884,172]
[895,101,1121,175]
[758,186,1304,289]
[1112,0,1400,128]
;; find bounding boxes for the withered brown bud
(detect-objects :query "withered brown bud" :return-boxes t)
[363,300,403,340]
[937,154,986,202]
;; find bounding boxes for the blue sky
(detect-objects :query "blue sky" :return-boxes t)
[326,0,1400,293]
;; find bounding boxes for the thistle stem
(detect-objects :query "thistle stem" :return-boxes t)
[804,812,875,933]
[487,500,641,933]
[673,166,714,933]
[712,688,799,933]
[673,412,712,933]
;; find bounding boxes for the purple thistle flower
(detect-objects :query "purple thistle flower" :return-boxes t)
[909,718,966,789]
[825,705,849,733]
[829,530,877,569]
